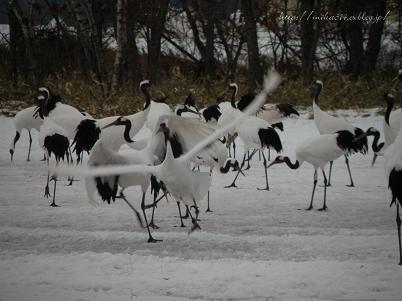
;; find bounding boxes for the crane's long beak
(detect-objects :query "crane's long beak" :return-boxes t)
[102,120,120,130]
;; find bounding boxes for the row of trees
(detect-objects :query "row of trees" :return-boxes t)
[1,0,401,97]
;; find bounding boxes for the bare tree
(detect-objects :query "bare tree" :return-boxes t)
[146,0,169,84]
[215,7,245,82]
[300,0,321,86]
[112,0,128,93]
[241,0,262,92]
[67,0,109,96]
[9,0,38,86]
[127,0,142,88]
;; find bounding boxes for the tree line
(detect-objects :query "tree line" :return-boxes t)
[1,0,401,98]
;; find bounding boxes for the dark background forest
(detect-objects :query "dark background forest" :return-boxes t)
[0,0,401,116]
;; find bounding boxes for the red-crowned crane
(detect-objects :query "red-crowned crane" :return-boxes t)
[10,105,43,161]
[268,130,361,211]
[311,80,368,187]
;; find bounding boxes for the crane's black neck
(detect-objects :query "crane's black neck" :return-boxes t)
[369,131,384,153]
[313,85,322,104]
[284,157,300,170]
[122,119,134,143]
[176,107,188,116]
[384,97,394,126]
[230,88,237,108]
[141,86,151,110]
[185,93,197,108]
[220,160,233,174]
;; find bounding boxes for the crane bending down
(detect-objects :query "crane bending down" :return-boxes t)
[268,130,363,211]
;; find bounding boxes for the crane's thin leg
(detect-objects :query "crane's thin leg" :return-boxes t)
[318,170,328,211]
[396,201,402,265]
[245,149,257,171]
[233,141,236,159]
[50,175,59,207]
[228,142,232,157]
[267,148,271,161]
[66,147,77,186]
[345,155,355,187]
[327,161,333,187]
[257,151,269,191]
[206,167,213,212]
[371,153,378,167]
[182,206,190,219]
[258,150,261,161]
[245,151,251,170]
[306,170,317,210]
[140,192,161,243]
[187,204,201,232]
[225,153,247,188]
[44,158,51,198]
[206,191,212,212]
[176,202,186,227]
[10,131,20,161]
[191,200,200,221]
[149,193,159,229]
[27,130,32,161]
[120,192,144,228]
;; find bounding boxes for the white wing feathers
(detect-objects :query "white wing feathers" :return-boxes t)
[53,162,158,178]
[179,71,281,164]
[160,115,219,162]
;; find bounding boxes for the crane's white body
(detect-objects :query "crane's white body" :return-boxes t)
[390,110,402,133]
[145,101,172,132]
[10,106,44,160]
[47,103,82,118]
[91,107,150,151]
[127,137,150,151]
[384,116,402,179]
[51,113,92,140]
[85,134,165,205]
[256,104,285,125]
[296,134,345,170]
[38,118,68,159]
[237,116,273,152]
[383,110,402,148]
[313,102,355,135]
[13,106,43,132]
[192,141,228,169]
[217,102,238,128]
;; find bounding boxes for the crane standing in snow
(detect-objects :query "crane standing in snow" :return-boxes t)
[311,80,368,187]
[268,130,362,211]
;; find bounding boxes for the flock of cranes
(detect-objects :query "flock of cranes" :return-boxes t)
[8,70,402,265]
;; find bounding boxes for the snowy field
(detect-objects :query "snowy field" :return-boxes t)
[0,111,401,301]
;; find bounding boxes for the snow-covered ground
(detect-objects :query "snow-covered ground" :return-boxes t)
[0,111,401,301]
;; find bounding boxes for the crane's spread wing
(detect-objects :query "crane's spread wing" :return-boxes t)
[156,114,221,162]
[178,71,281,164]
[84,140,128,205]
[52,161,158,179]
